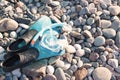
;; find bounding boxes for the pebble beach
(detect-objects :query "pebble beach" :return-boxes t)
[0,0,120,80]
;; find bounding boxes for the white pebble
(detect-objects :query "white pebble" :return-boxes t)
[108,59,118,68]
[65,45,76,53]
[76,49,85,57]
[74,44,81,50]
[46,65,55,74]
[12,69,21,77]
[19,24,29,29]
[55,60,65,68]
[51,1,60,6]
[0,46,5,53]
[31,6,37,14]
[77,59,83,68]
[10,31,17,38]
[0,33,3,38]
[63,62,71,70]
[16,27,22,33]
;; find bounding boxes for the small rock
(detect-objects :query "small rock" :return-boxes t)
[63,62,71,70]
[89,52,99,61]
[111,20,120,30]
[65,45,76,54]
[43,74,57,80]
[77,59,83,68]
[92,67,112,80]
[55,68,66,80]
[46,65,54,74]
[31,6,37,14]
[74,44,81,50]
[100,55,107,62]
[87,67,94,76]
[94,36,105,46]
[115,66,120,73]
[0,33,3,39]
[19,24,29,29]
[100,20,111,28]
[83,25,91,30]
[12,69,21,78]
[102,28,116,38]
[87,3,96,14]
[62,25,72,33]
[87,18,95,25]
[108,59,118,68]
[79,7,89,15]
[3,32,9,37]
[0,46,5,54]
[0,18,18,32]
[12,76,18,80]
[70,65,78,72]
[75,68,88,80]
[83,30,92,38]
[108,6,120,15]
[63,53,73,63]
[115,31,120,47]
[41,0,52,4]
[76,49,85,57]
[10,31,17,38]
[51,1,60,6]
[55,60,64,68]
[20,74,29,80]
[72,59,77,65]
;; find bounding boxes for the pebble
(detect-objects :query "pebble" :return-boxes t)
[89,52,99,61]
[111,20,120,30]
[51,1,60,6]
[31,6,37,14]
[55,59,64,68]
[19,24,30,29]
[10,31,17,38]
[83,25,91,30]
[87,67,94,76]
[100,55,107,62]
[65,45,76,54]
[20,75,29,80]
[83,30,92,38]
[63,62,71,70]
[115,66,120,73]
[41,0,52,4]
[12,76,18,80]
[43,74,57,80]
[108,59,118,68]
[55,68,66,80]
[75,68,88,80]
[102,28,116,38]
[0,46,5,54]
[46,65,54,74]
[87,17,95,25]
[92,67,112,80]
[115,31,120,47]
[100,20,111,28]
[108,6,120,15]
[94,36,105,46]
[77,59,83,68]
[12,69,21,78]
[0,18,18,32]
[0,33,3,39]
[74,44,81,50]
[70,65,78,72]
[76,49,85,57]
[72,59,77,65]
[79,7,89,15]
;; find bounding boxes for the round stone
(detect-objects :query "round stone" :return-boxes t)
[12,69,21,77]
[100,20,111,28]
[75,68,88,80]
[83,25,91,30]
[55,60,64,68]
[77,59,83,68]
[108,59,118,68]
[65,45,76,54]
[44,74,57,80]
[111,20,120,30]
[74,44,81,50]
[19,24,29,29]
[76,49,85,57]
[87,18,95,25]
[70,65,78,72]
[46,65,55,74]
[31,6,37,14]
[116,31,120,47]
[108,6,120,15]
[102,28,116,38]
[92,67,112,80]
[62,62,71,70]
[0,33,3,39]
[89,52,99,61]
[10,31,17,38]
[94,36,105,46]
[100,55,107,62]
[115,66,120,73]
[55,68,66,80]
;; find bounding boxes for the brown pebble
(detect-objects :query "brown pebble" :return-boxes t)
[105,47,113,53]
[74,68,88,80]
[89,52,99,61]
